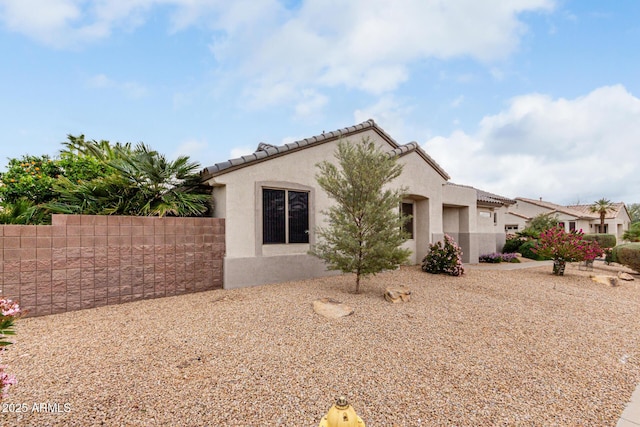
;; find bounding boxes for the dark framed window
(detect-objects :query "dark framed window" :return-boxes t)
[263,189,286,243]
[263,188,309,244]
[288,191,309,243]
[401,202,414,239]
[569,221,576,231]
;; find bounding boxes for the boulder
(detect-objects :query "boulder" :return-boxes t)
[384,286,411,303]
[591,275,620,287]
[313,298,354,319]
[618,271,635,281]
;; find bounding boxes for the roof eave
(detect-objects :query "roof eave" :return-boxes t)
[200,120,452,181]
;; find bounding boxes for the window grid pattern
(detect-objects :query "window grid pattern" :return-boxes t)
[263,188,309,244]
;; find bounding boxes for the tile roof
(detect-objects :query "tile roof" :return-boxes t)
[200,119,450,180]
[477,189,517,206]
[566,203,626,219]
[505,211,531,220]
[515,197,598,219]
[446,183,516,206]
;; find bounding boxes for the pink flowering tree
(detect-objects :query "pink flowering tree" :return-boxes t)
[533,228,602,275]
[0,298,21,400]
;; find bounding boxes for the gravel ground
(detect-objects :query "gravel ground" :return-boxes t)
[1,262,639,426]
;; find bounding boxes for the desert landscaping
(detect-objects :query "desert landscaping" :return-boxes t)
[0,261,638,426]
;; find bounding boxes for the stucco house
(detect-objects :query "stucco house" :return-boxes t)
[201,120,513,289]
[566,203,631,238]
[505,197,631,242]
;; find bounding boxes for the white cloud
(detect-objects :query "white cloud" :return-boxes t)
[0,0,242,48]
[354,95,418,143]
[0,0,82,47]
[230,146,254,159]
[294,90,328,118]
[424,85,640,204]
[1,0,555,109]
[87,74,148,99]
[238,0,554,107]
[173,138,208,159]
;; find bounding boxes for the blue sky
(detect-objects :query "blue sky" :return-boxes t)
[1,0,638,205]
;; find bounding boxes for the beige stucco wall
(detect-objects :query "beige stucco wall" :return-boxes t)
[205,129,449,288]
[509,200,550,219]
[441,185,510,261]
[591,210,630,242]
[508,200,586,232]
[504,212,527,233]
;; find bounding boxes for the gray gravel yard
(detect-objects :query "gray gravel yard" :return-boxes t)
[1,262,639,426]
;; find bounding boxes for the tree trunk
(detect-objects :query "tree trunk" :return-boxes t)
[355,273,361,294]
[600,212,605,233]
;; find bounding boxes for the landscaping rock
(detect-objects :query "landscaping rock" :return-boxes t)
[384,286,411,303]
[618,271,635,281]
[312,298,354,319]
[591,275,620,287]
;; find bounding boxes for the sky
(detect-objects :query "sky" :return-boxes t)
[1,0,638,205]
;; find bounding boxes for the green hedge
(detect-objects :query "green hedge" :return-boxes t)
[502,237,526,254]
[518,240,549,260]
[612,243,640,273]
[583,233,617,249]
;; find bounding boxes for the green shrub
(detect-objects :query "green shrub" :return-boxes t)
[612,243,640,273]
[502,236,526,254]
[519,240,547,260]
[517,213,559,239]
[623,223,640,242]
[583,233,616,249]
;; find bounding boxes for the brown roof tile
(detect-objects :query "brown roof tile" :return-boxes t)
[200,119,450,180]
[516,197,598,219]
[566,203,626,219]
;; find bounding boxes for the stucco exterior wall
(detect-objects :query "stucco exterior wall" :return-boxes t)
[205,129,449,288]
[441,185,514,263]
[504,212,528,233]
[592,215,630,242]
[509,200,550,219]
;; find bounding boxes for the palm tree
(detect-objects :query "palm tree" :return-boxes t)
[109,143,211,217]
[61,134,132,162]
[589,198,614,233]
[46,142,211,217]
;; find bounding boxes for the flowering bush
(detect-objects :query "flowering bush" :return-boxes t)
[479,252,520,263]
[533,228,603,275]
[583,240,604,261]
[0,298,21,400]
[479,252,502,263]
[422,235,464,276]
[533,228,589,262]
[500,253,520,263]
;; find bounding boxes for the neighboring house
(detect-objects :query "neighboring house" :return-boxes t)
[506,197,631,242]
[566,203,631,239]
[201,119,513,289]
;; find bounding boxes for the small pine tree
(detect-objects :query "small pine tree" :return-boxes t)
[312,137,411,293]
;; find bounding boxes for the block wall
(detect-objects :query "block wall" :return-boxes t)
[0,215,225,317]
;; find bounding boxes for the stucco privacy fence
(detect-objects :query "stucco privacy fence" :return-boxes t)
[0,215,225,317]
